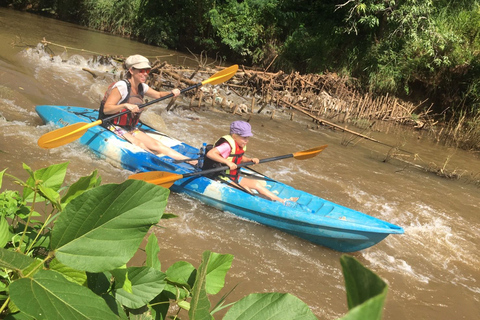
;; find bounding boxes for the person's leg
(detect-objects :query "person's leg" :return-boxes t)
[126,131,197,164]
[240,177,285,203]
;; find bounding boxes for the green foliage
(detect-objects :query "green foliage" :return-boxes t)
[83,0,141,36]
[0,163,390,319]
[207,0,281,64]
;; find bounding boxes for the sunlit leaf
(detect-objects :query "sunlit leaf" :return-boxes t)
[49,258,87,286]
[338,255,388,320]
[189,251,213,320]
[51,180,169,272]
[145,232,161,271]
[205,252,233,295]
[9,269,119,320]
[0,168,6,189]
[61,170,101,207]
[166,261,196,288]
[23,162,68,202]
[112,266,166,309]
[223,293,317,320]
[37,184,61,209]
[0,216,12,247]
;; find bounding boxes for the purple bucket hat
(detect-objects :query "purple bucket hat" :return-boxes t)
[230,121,253,137]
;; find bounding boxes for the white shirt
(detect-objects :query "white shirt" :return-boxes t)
[113,81,150,103]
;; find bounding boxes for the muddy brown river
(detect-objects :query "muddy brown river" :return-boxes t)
[1,7,479,319]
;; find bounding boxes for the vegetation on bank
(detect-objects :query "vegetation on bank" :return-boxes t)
[1,163,389,319]
[2,0,480,151]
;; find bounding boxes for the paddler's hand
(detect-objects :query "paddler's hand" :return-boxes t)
[171,88,180,97]
[251,158,259,164]
[124,103,140,113]
[226,161,237,170]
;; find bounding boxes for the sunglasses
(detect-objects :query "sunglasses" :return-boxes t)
[133,68,151,74]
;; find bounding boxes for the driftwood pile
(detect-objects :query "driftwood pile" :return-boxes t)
[81,58,478,185]
[144,63,429,129]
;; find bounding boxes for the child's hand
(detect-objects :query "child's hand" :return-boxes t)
[251,158,259,164]
[226,161,237,170]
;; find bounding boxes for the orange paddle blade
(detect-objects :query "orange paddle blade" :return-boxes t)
[37,120,102,149]
[129,171,184,188]
[293,145,328,160]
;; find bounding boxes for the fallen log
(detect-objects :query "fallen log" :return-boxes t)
[279,99,414,154]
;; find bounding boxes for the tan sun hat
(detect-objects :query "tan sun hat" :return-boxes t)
[125,55,151,69]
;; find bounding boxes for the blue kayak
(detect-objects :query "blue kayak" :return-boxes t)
[35,105,404,252]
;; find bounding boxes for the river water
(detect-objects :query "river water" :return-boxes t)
[1,7,479,320]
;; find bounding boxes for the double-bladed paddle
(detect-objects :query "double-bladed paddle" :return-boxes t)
[37,64,239,149]
[129,145,328,188]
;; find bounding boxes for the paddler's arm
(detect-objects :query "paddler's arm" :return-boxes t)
[104,87,140,114]
[206,147,237,170]
[145,87,181,99]
[241,156,259,165]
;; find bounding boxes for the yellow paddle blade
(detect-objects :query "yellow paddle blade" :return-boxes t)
[293,145,328,160]
[202,65,238,86]
[129,171,184,188]
[37,120,103,149]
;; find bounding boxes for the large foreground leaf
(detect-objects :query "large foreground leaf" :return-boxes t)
[51,180,169,272]
[9,269,119,320]
[339,255,388,320]
[223,293,317,320]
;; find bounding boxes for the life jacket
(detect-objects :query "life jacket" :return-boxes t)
[202,135,246,182]
[98,79,144,129]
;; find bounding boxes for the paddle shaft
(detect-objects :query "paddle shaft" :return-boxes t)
[181,153,294,179]
[100,82,201,124]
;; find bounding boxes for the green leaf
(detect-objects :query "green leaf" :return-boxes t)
[49,258,87,286]
[223,293,318,320]
[86,271,112,295]
[61,170,102,207]
[112,266,166,309]
[9,269,119,320]
[0,168,6,189]
[160,213,177,220]
[0,215,12,247]
[22,259,44,278]
[37,184,61,209]
[51,180,169,272]
[205,252,233,295]
[149,291,170,320]
[0,247,35,270]
[166,261,196,288]
[338,255,388,320]
[145,232,161,271]
[23,162,69,202]
[189,251,213,320]
[3,310,35,319]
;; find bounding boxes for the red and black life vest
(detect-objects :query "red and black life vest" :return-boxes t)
[202,135,246,182]
[98,79,144,129]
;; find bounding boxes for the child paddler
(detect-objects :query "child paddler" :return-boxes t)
[204,120,297,205]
